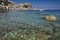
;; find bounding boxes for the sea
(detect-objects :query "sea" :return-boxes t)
[0,10,60,40]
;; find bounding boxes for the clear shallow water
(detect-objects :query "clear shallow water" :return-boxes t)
[0,10,60,40]
[0,10,60,26]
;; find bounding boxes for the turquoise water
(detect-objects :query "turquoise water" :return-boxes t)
[0,10,60,26]
[0,10,60,40]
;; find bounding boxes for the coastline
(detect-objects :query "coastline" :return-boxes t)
[0,2,32,12]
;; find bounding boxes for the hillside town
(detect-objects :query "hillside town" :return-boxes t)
[0,0,32,12]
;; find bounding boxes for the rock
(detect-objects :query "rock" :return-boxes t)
[44,16,57,21]
[44,16,50,21]
[49,16,57,21]
[49,23,60,28]
[0,6,8,12]
[23,2,32,10]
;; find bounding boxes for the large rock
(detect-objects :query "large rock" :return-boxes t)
[8,2,32,10]
[0,6,8,12]
[23,2,32,10]
[44,16,50,21]
[44,16,57,21]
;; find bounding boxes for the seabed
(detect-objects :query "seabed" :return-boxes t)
[0,10,60,40]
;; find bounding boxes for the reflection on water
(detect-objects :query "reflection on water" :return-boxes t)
[0,10,60,40]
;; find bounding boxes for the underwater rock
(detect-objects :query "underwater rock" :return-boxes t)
[44,16,50,21]
[44,16,57,21]
[49,23,60,28]
[49,16,57,21]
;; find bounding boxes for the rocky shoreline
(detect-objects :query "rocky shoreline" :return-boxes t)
[0,2,32,12]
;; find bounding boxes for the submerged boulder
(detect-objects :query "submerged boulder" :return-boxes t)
[44,16,57,21]
[44,16,50,21]
[49,16,57,21]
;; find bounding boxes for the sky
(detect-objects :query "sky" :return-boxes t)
[10,0,60,9]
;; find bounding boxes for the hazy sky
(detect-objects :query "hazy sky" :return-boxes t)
[11,0,60,9]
